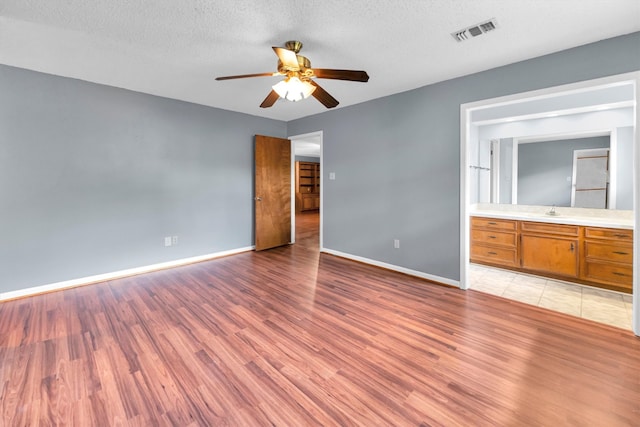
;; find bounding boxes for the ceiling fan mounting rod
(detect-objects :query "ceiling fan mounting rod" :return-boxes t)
[284,40,303,53]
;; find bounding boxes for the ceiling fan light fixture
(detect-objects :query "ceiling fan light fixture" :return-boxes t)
[272,77,316,102]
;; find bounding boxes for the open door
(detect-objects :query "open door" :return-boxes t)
[255,135,291,250]
[571,148,610,208]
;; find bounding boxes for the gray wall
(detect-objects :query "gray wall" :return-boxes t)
[518,136,610,206]
[288,32,640,282]
[0,65,286,293]
[2,32,638,293]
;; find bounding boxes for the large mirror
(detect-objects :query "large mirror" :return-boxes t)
[469,82,635,210]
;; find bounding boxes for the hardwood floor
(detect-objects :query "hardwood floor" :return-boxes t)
[1,211,639,426]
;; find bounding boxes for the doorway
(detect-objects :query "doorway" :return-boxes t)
[289,131,323,250]
[460,72,639,335]
[571,148,610,208]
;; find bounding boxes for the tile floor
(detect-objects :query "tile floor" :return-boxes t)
[470,263,633,330]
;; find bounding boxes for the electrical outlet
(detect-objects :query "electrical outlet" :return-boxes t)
[394,239,400,249]
[329,172,336,180]
[164,236,172,247]
[172,236,178,245]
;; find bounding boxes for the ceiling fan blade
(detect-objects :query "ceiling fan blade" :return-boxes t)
[272,47,300,70]
[309,81,339,108]
[260,90,280,108]
[215,72,276,81]
[312,69,369,82]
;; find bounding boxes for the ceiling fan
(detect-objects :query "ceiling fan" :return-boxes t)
[215,41,369,109]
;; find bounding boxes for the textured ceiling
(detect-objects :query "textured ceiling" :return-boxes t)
[1,0,639,121]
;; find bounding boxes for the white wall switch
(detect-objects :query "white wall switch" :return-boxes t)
[164,236,172,247]
[394,239,400,249]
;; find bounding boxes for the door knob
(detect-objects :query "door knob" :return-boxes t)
[255,197,262,201]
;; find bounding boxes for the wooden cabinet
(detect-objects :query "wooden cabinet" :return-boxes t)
[295,161,320,212]
[470,216,633,293]
[581,226,633,293]
[520,222,579,278]
[470,217,519,268]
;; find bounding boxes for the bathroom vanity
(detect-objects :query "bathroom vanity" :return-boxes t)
[470,205,633,293]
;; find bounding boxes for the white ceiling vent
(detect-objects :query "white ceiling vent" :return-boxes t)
[452,18,498,42]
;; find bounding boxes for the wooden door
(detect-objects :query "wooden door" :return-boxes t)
[571,148,610,208]
[255,135,291,251]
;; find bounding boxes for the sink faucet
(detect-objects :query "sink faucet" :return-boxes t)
[546,205,557,216]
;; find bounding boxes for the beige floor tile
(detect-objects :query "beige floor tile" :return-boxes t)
[621,294,633,318]
[478,277,515,289]
[502,285,543,305]
[582,288,626,308]
[469,264,492,274]
[540,290,582,306]
[580,308,632,330]
[512,274,547,287]
[482,268,517,280]
[538,295,581,317]
[623,300,633,316]
[543,280,582,295]
[471,281,508,296]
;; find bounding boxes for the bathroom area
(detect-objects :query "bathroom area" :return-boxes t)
[463,75,636,331]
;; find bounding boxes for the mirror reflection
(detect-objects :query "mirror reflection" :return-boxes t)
[469,83,635,210]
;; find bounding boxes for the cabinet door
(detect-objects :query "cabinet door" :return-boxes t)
[521,235,578,277]
[301,195,315,210]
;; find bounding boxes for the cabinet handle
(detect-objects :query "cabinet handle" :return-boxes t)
[613,234,629,238]
[488,222,497,225]
[488,251,498,255]
[570,243,574,251]
[612,251,629,255]
[488,235,496,239]
[612,272,627,277]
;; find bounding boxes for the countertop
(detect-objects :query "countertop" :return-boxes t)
[470,204,634,230]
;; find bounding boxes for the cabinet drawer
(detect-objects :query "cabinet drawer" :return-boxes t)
[584,242,633,264]
[471,229,517,248]
[471,245,518,267]
[584,227,633,241]
[520,221,579,237]
[471,217,516,231]
[583,261,633,288]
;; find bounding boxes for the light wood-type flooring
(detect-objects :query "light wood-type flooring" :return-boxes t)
[1,212,639,426]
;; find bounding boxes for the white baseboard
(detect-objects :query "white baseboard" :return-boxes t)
[0,246,255,302]
[321,248,460,288]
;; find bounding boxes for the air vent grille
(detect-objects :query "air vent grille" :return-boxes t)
[452,18,498,42]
